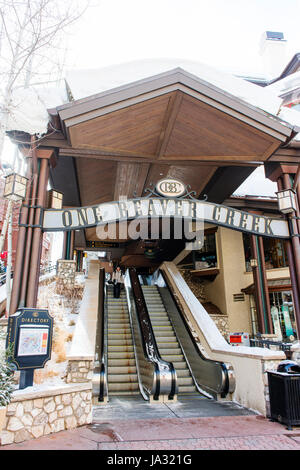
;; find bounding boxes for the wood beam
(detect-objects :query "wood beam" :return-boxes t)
[59,146,265,162]
[156,91,183,159]
[58,149,260,166]
[113,163,150,200]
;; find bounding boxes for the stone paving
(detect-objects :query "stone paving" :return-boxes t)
[1,396,300,451]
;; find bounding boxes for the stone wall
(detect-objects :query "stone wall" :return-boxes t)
[178,268,229,338]
[0,383,92,445]
[56,260,76,294]
[66,360,94,384]
[210,314,229,339]
[179,269,206,302]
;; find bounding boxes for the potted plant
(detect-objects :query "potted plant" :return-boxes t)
[0,330,14,433]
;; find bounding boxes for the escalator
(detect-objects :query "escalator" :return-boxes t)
[141,285,197,395]
[93,266,235,404]
[106,286,139,395]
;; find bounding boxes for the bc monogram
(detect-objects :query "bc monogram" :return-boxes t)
[156,178,186,198]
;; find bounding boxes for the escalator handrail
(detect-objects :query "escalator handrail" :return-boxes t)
[128,268,177,400]
[97,268,108,402]
[158,269,234,398]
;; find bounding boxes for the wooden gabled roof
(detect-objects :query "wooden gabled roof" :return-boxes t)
[20,68,299,247]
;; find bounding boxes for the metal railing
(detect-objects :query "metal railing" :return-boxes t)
[0,263,56,287]
[155,269,235,399]
[95,268,108,402]
[125,268,177,401]
[250,338,292,353]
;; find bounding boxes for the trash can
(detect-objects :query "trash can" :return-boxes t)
[267,361,300,430]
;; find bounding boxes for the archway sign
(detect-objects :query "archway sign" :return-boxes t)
[42,179,289,239]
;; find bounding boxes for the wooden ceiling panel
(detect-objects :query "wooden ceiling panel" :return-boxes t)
[142,163,217,197]
[69,94,173,156]
[75,158,117,207]
[163,94,277,159]
[114,163,150,200]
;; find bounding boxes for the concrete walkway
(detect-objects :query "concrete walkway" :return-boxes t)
[1,396,300,450]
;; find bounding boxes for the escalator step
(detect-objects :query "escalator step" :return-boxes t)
[108,351,135,359]
[108,373,138,383]
[108,366,137,374]
[108,358,136,367]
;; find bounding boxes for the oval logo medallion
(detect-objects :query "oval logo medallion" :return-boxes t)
[156,178,186,198]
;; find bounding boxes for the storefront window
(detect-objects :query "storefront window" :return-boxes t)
[262,238,288,270]
[243,234,288,272]
[269,291,297,340]
[193,231,217,269]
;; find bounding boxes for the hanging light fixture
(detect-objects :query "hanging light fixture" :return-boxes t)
[276,189,297,214]
[47,189,64,209]
[3,173,28,201]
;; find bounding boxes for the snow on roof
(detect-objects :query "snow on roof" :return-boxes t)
[65,58,284,116]
[266,70,300,97]
[233,166,278,198]
[5,58,300,137]
[6,84,68,136]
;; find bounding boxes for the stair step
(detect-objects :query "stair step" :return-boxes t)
[177,377,194,386]
[108,373,138,383]
[153,331,176,338]
[108,351,135,359]
[108,345,134,352]
[108,366,137,374]
[158,347,182,355]
[108,358,136,366]
[108,333,132,340]
[162,354,184,362]
[176,368,191,377]
[108,339,133,346]
[157,340,180,347]
[108,318,131,324]
[108,383,139,392]
[109,390,140,396]
[178,385,197,393]
[171,361,189,369]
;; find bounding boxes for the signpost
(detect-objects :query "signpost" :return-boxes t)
[6,308,53,389]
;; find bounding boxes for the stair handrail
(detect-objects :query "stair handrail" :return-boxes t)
[96,267,108,402]
[156,269,235,399]
[126,268,177,401]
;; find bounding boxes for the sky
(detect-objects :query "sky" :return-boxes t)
[65,0,300,76]
[3,0,300,197]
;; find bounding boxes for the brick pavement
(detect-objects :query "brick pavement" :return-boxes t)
[1,415,300,451]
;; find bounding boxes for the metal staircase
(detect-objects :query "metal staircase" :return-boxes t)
[106,287,140,396]
[141,285,197,395]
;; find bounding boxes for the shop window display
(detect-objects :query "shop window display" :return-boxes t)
[243,234,288,272]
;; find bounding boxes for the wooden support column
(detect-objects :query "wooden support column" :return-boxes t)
[279,175,300,336]
[10,145,56,314]
[62,232,68,260]
[69,230,75,260]
[76,250,83,272]
[19,169,39,307]
[258,236,273,334]
[250,235,266,333]
[63,231,75,260]
[9,157,33,315]
[26,157,50,307]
